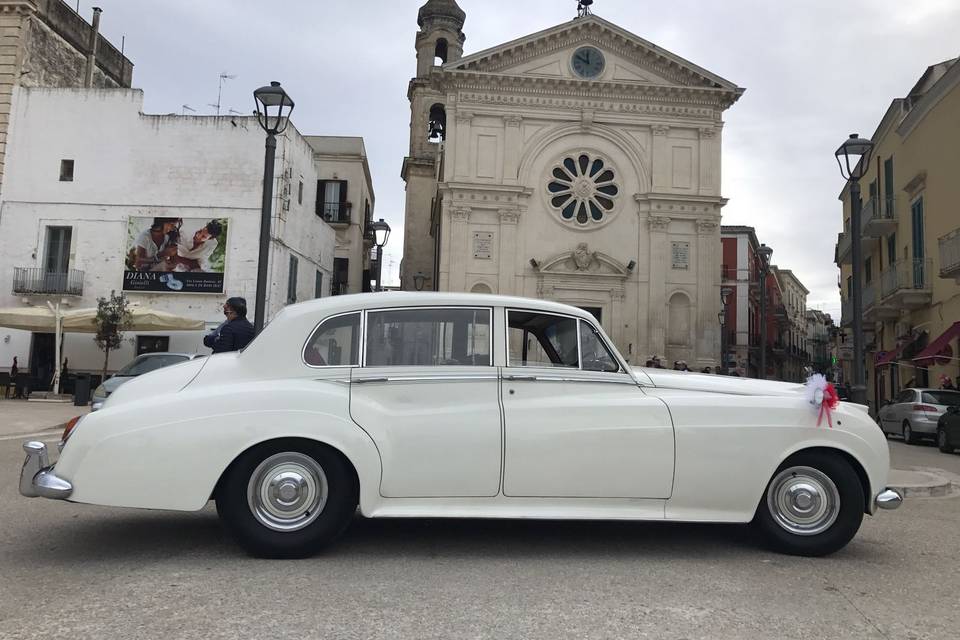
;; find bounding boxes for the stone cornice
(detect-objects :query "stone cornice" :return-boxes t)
[0,0,36,14]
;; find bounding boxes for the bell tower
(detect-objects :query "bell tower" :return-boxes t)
[400,0,466,291]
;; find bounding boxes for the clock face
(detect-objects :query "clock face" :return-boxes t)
[571,46,605,79]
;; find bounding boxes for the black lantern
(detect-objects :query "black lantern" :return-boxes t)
[371,218,391,249]
[834,133,874,181]
[253,81,295,135]
[413,272,427,291]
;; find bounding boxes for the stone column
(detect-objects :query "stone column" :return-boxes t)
[647,215,671,358]
[650,125,670,192]
[696,218,720,367]
[498,208,520,295]
[453,110,473,180]
[502,115,522,185]
[448,206,471,292]
[698,127,717,196]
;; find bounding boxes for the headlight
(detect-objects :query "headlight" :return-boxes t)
[93,384,107,398]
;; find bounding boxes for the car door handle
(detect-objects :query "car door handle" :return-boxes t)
[352,377,389,384]
[504,375,538,382]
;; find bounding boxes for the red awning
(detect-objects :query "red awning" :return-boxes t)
[913,321,960,367]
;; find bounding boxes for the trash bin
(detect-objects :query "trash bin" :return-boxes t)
[73,373,90,407]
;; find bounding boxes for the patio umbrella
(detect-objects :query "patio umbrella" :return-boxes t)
[0,304,206,392]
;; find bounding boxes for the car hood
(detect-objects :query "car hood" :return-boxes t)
[634,367,808,397]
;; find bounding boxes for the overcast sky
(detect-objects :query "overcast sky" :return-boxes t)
[76,0,960,316]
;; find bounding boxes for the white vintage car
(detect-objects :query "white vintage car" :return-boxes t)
[21,293,901,558]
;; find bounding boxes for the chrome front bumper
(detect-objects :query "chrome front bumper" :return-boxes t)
[19,441,73,500]
[875,488,903,510]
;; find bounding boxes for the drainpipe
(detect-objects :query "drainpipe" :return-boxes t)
[83,7,102,88]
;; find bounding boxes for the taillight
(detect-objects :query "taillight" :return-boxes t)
[913,404,938,413]
[62,415,83,443]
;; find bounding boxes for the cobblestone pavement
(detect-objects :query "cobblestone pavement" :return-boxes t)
[1,410,958,639]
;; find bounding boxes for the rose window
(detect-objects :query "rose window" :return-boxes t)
[547,154,620,225]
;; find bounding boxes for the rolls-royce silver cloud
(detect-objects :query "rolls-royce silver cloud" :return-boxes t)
[20,293,901,558]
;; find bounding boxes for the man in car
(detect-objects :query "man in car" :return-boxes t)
[204,297,255,353]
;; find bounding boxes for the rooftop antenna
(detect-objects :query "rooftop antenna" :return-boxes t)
[210,72,237,115]
[228,108,243,115]
[182,104,196,116]
[577,0,593,18]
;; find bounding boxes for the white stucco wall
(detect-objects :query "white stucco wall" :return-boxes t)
[0,87,337,376]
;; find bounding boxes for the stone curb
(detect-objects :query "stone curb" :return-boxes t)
[889,466,960,498]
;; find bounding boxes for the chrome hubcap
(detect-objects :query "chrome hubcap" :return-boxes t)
[247,452,328,532]
[767,466,840,536]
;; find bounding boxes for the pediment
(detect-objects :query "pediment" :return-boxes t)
[446,15,739,91]
[538,243,629,278]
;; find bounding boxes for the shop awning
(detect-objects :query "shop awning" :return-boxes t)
[875,346,903,366]
[913,321,960,367]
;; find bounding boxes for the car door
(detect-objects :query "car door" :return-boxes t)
[500,309,674,499]
[349,306,502,498]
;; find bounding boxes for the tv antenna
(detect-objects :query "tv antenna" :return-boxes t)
[577,0,593,18]
[210,72,237,115]
[181,104,196,116]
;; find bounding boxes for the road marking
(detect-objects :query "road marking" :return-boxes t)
[0,429,62,442]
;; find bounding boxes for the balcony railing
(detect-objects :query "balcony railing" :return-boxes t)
[861,196,897,237]
[939,228,960,281]
[840,297,852,327]
[879,259,933,308]
[13,267,84,296]
[319,201,352,224]
[836,232,851,265]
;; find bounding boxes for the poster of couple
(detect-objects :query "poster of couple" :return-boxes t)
[123,216,229,293]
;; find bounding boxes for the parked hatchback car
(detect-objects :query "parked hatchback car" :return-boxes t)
[22,293,901,559]
[878,388,960,444]
[937,405,960,453]
[91,352,203,410]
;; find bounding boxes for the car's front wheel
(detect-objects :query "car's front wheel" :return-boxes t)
[216,440,358,558]
[938,428,954,453]
[755,451,864,557]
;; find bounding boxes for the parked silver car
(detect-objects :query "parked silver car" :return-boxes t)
[878,387,960,444]
[91,353,203,411]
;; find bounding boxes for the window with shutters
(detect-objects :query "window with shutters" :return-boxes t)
[317,180,350,223]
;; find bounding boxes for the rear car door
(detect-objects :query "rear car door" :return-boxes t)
[500,309,674,498]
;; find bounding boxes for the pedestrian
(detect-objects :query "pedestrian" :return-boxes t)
[203,297,256,354]
[6,356,17,399]
[941,375,956,391]
[644,359,655,368]
[60,358,69,395]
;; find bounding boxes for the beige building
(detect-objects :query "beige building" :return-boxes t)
[401,0,743,366]
[774,268,809,382]
[307,136,376,295]
[836,57,960,409]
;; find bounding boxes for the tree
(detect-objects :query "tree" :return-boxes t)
[94,291,132,380]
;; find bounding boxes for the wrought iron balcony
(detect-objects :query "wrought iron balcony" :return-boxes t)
[861,196,898,237]
[836,232,851,265]
[13,267,84,296]
[879,259,933,309]
[319,201,352,225]
[939,228,960,282]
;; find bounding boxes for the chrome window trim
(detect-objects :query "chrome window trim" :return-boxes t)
[301,311,363,369]
[361,306,495,368]
[353,373,500,384]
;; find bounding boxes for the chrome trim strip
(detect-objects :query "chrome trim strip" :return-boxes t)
[354,374,500,384]
[19,441,73,500]
[875,488,903,510]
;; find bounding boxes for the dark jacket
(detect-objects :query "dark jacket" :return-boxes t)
[204,317,255,353]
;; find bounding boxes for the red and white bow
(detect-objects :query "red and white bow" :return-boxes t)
[805,374,840,428]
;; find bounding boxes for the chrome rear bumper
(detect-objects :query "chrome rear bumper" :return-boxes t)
[19,441,73,500]
[875,488,903,510]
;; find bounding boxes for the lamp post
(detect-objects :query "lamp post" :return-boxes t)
[720,286,733,373]
[370,218,391,292]
[757,243,773,379]
[252,81,295,333]
[835,133,874,406]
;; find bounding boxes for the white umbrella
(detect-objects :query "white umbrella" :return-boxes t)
[0,304,205,392]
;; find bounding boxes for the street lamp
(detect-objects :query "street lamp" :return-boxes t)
[252,81,295,333]
[413,271,427,291]
[370,218,391,292]
[835,133,874,406]
[720,286,733,373]
[757,243,773,380]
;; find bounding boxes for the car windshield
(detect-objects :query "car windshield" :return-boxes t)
[921,390,960,406]
[115,354,189,377]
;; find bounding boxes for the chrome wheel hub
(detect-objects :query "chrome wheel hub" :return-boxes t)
[767,466,840,536]
[247,452,328,532]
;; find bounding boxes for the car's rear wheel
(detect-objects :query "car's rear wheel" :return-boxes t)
[216,440,357,558]
[903,421,917,445]
[755,451,864,557]
[938,429,953,453]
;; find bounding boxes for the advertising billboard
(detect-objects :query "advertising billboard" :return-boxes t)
[123,216,229,294]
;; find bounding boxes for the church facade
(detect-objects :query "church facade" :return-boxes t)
[401,0,743,367]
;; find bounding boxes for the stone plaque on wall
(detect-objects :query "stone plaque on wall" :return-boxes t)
[671,241,690,270]
[473,232,494,259]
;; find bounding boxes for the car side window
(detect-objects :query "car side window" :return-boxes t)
[579,321,620,373]
[304,313,360,367]
[896,390,913,404]
[508,310,579,368]
[365,308,491,366]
